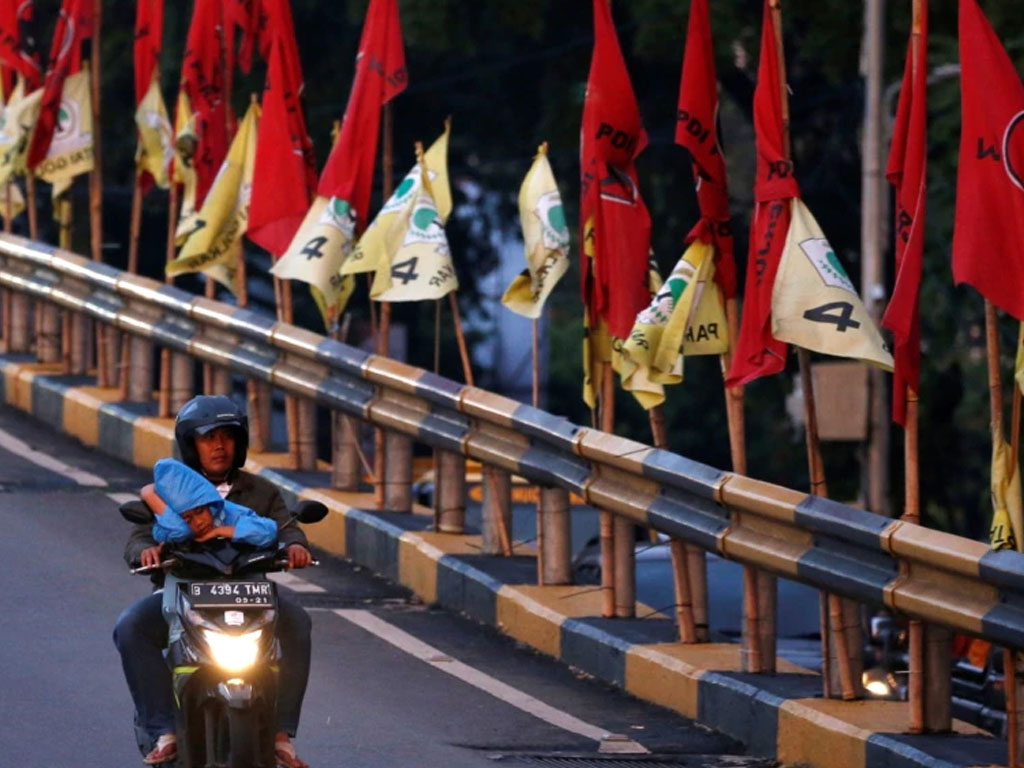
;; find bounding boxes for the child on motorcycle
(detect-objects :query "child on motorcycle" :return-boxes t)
[142,458,277,548]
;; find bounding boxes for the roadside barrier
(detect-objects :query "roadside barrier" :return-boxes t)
[1,233,1021,742]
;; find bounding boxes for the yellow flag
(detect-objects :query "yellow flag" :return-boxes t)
[35,70,94,196]
[771,199,893,371]
[135,71,172,188]
[271,196,357,328]
[371,166,458,302]
[166,102,259,294]
[990,427,1023,552]
[173,91,201,244]
[0,79,41,185]
[342,123,451,294]
[502,143,569,318]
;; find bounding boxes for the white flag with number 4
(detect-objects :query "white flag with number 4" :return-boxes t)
[771,198,892,371]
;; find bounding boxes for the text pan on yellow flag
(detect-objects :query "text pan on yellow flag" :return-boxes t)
[989,426,1023,552]
[35,69,94,198]
[173,91,200,244]
[502,143,569,318]
[271,195,357,328]
[135,71,172,188]
[341,123,451,292]
[622,240,727,389]
[166,101,259,295]
[0,80,42,186]
[771,198,893,371]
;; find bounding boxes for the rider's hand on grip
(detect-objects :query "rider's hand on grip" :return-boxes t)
[140,544,164,569]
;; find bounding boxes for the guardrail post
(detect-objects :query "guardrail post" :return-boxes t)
[69,314,91,375]
[382,431,413,512]
[921,625,951,732]
[8,293,29,352]
[246,381,272,453]
[292,398,317,470]
[539,486,571,585]
[36,303,61,363]
[169,354,194,413]
[481,465,512,555]
[204,366,231,396]
[435,450,465,533]
[613,516,636,618]
[126,337,153,402]
[331,413,362,491]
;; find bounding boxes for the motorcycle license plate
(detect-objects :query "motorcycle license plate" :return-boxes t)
[187,581,275,607]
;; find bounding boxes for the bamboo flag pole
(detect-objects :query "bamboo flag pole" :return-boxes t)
[534,318,546,581]
[904,0,926,733]
[599,360,616,618]
[722,296,765,663]
[986,300,1022,767]
[770,0,857,699]
[373,102,395,509]
[89,1,110,388]
[119,174,143,399]
[158,177,178,417]
[2,183,12,350]
[649,405,698,643]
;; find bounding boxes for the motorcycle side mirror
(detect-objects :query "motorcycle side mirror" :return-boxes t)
[119,500,155,525]
[293,500,328,524]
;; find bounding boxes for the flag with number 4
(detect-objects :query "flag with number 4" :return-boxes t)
[771,199,892,370]
[271,195,357,324]
[341,123,452,300]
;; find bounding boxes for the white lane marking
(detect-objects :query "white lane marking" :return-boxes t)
[268,571,326,593]
[107,492,139,506]
[332,608,648,753]
[0,426,106,486]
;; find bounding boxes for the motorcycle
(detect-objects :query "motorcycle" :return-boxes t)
[120,499,328,768]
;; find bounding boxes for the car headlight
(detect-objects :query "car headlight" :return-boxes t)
[862,668,894,698]
[202,629,263,672]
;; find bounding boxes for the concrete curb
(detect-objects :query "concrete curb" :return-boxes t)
[0,357,1006,768]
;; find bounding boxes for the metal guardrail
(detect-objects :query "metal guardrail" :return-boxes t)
[1,232,1022,650]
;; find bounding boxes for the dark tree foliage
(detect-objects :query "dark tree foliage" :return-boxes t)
[25,0,1024,538]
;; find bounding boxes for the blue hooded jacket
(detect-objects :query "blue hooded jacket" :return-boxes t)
[151,458,278,548]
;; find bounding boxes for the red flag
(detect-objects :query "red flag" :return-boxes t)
[26,0,91,170]
[725,0,799,387]
[134,0,163,107]
[225,0,260,75]
[316,0,406,231]
[580,0,651,341]
[882,6,927,425]
[952,0,1024,321]
[248,29,316,256]
[179,0,230,208]
[676,0,735,299]
[0,0,40,96]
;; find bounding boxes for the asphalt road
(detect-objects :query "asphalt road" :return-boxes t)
[0,404,772,768]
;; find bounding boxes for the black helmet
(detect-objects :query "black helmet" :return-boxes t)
[174,395,249,472]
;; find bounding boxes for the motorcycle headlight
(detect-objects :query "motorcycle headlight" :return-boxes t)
[202,629,263,672]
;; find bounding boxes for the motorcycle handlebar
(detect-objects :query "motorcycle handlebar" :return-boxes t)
[128,557,319,575]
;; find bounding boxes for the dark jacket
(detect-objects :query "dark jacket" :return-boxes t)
[124,468,309,567]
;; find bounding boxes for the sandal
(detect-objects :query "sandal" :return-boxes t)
[143,733,177,765]
[275,739,310,768]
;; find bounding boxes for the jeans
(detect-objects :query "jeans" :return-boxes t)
[113,589,311,751]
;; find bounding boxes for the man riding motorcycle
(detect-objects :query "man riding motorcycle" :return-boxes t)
[113,395,314,768]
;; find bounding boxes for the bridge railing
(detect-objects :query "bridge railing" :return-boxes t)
[1,233,1020,732]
